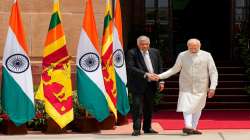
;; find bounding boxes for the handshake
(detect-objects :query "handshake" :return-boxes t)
[145,72,160,81]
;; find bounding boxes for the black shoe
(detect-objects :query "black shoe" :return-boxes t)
[131,130,141,136]
[183,128,202,135]
[192,129,202,135]
[182,128,193,135]
[143,128,158,134]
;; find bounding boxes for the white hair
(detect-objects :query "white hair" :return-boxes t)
[137,35,150,46]
[187,38,201,47]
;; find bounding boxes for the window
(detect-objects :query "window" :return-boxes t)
[144,0,170,62]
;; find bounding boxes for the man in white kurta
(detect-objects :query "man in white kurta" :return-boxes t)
[158,38,218,135]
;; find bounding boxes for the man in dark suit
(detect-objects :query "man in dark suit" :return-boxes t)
[126,35,164,136]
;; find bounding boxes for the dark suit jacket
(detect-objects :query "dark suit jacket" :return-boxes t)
[126,47,163,94]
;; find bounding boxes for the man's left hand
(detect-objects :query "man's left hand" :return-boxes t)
[159,83,165,92]
[208,89,215,98]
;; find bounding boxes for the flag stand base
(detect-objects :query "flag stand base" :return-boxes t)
[72,117,100,133]
[99,113,116,130]
[44,118,66,134]
[116,113,129,126]
[0,122,3,134]
[2,120,27,135]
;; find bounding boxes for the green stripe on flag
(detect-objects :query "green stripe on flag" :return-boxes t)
[103,14,112,29]
[77,67,110,122]
[115,72,130,116]
[1,67,35,126]
[49,12,61,30]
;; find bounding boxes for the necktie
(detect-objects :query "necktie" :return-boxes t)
[143,51,154,73]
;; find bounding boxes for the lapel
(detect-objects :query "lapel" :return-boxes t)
[136,48,148,72]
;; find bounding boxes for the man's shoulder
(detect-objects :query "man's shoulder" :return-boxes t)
[179,50,188,56]
[150,48,159,51]
[200,50,211,55]
[149,48,160,53]
[127,48,138,54]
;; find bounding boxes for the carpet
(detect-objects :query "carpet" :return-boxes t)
[150,110,250,130]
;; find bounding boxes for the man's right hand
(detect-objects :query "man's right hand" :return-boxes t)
[208,89,215,98]
[146,73,159,81]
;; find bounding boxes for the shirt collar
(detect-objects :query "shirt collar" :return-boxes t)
[189,50,201,56]
[140,50,149,55]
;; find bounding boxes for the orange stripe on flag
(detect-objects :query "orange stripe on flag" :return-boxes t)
[114,0,123,47]
[9,1,28,54]
[45,24,64,46]
[83,0,100,54]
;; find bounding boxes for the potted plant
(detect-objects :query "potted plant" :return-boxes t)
[27,99,47,131]
[0,113,8,134]
[0,113,28,134]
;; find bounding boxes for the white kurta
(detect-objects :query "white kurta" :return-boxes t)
[159,50,218,113]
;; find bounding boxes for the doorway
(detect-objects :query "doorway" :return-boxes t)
[172,0,232,60]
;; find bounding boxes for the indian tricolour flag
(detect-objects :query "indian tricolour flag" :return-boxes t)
[113,0,130,116]
[1,0,35,126]
[76,0,110,122]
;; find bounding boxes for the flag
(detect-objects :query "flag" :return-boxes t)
[113,0,130,116]
[36,0,73,128]
[101,0,117,119]
[1,0,35,125]
[76,0,110,122]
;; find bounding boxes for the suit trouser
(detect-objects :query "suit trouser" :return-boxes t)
[132,84,155,131]
[183,111,202,129]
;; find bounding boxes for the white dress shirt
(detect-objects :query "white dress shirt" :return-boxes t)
[141,50,154,73]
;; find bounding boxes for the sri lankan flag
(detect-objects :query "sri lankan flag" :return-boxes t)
[76,0,110,122]
[101,0,117,119]
[1,0,35,126]
[36,0,73,128]
[113,0,130,116]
